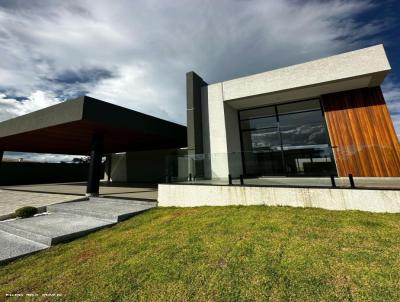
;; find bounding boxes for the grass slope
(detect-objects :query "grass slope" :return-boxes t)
[1,206,400,301]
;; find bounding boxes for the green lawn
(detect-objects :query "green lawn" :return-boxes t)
[1,206,400,301]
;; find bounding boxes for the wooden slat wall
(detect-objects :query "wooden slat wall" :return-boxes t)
[321,86,400,177]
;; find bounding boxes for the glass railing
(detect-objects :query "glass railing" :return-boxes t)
[164,148,400,190]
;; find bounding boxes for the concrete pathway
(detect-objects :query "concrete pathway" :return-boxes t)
[0,230,47,264]
[0,189,85,220]
[48,197,156,222]
[0,197,157,264]
[1,182,158,201]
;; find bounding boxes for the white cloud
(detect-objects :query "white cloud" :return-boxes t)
[0,0,387,124]
[0,91,59,121]
[0,0,398,162]
[0,91,71,162]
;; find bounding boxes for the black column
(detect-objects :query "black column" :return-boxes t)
[86,133,104,196]
[186,72,207,178]
[186,71,207,155]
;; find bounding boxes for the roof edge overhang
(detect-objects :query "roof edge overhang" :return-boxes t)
[224,71,389,109]
[204,44,391,110]
[0,96,187,155]
[0,97,85,138]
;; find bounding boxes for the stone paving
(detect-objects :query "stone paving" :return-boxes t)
[0,189,84,220]
[0,182,158,264]
[0,197,157,264]
[0,182,158,220]
[1,182,158,200]
[0,230,47,264]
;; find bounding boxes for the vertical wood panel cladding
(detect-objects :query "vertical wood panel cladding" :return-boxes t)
[321,86,400,177]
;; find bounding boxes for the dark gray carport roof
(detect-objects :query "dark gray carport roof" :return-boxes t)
[0,96,187,155]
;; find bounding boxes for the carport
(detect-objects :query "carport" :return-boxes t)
[0,96,187,196]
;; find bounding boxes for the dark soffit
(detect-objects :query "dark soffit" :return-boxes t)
[0,96,187,155]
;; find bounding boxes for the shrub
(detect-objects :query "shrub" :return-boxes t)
[15,206,38,218]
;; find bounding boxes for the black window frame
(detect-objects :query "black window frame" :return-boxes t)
[237,98,337,177]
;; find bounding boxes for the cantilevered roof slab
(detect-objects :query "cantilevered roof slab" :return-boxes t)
[0,96,187,155]
[217,44,391,109]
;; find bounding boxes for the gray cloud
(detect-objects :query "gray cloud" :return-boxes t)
[0,0,397,161]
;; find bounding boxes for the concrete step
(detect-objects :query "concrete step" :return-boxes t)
[0,230,48,265]
[0,213,115,246]
[0,197,157,265]
[89,197,157,207]
[48,197,157,222]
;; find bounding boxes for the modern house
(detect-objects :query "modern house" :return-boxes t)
[1,44,400,266]
[0,44,399,211]
[157,44,400,211]
[185,44,400,180]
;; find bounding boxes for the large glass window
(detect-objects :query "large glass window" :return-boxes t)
[240,116,277,130]
[239,99,337,176]
[241,128,280,151]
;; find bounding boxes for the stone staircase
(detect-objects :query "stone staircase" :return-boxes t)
[0,197,157,264]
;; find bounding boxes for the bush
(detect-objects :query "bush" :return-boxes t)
[15,206,38,218]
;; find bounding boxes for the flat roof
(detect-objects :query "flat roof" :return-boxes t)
[207,44,391,109]
[0,96,187,155]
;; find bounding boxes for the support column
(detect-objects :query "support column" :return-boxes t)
[187,72,207,178]
[86,133,104,196]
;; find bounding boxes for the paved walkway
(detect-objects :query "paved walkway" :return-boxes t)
[0,189,83,220]
[0,182,158,220]
[1,182,158,199]
[0,197,156,264]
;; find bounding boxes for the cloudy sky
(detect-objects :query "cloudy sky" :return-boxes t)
[0,0,399,161]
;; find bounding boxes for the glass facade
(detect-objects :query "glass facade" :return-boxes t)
[239,99,337,177]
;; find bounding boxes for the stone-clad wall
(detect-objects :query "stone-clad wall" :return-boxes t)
[158,184,400,213]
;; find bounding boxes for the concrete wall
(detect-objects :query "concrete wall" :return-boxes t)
[0,162,90,185]
[109,149,184,183]
[158,184,400,213]
[224,103,243,177]
[109,153,127,182]
[205,83,230,179]
[200,84,244,179]
[126,149,172,183]
[201,86,212,179]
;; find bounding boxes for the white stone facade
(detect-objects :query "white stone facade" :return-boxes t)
[158,184,400,213]
[200,44,391,179]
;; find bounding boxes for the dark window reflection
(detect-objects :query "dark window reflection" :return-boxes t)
[279,110,324,128]
[242,128,280,151]
[240,116,277,130]
[280,123,328,146]
[240,106,275,120]
[239,99,337,176]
